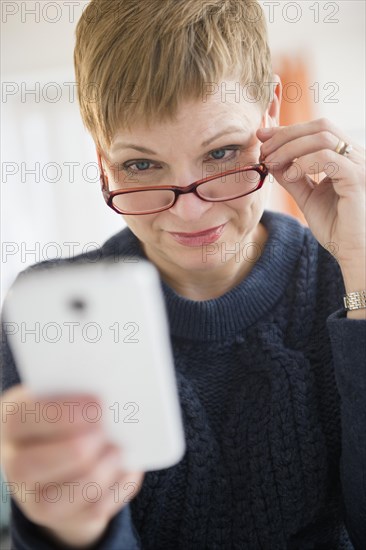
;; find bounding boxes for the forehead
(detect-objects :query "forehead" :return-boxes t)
[110,83,262,150]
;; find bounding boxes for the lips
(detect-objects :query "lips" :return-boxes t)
[167,223,226,247]
[169,224,226,237]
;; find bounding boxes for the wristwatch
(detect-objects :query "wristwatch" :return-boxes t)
[343,290,366,311]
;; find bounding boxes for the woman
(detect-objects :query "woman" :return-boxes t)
[1,0,365,548]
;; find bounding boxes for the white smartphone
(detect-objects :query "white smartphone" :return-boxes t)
[3,259,186,472]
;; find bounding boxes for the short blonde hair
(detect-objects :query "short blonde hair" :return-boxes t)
[74,0,274,151]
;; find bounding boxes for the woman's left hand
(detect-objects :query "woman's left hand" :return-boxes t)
[257,118,366,275]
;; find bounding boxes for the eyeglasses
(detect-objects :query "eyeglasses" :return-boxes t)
[97,150,269,215]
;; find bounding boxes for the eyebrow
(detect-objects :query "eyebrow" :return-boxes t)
[201,126,248,147]
[111,125,249,154]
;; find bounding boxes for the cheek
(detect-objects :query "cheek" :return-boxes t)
[226,191,263,213]
[224,193,267,231]
[123,213,162,240]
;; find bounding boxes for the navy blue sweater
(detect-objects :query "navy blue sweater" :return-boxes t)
[1,210,366,549]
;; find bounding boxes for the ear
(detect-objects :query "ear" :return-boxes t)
[261,74,282,128]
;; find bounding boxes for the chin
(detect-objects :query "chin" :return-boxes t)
[166,245,226,272]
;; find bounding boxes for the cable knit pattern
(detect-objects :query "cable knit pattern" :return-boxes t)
[1,210,365,550]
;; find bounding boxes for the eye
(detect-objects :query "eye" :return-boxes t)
[210,149,227,160]
[117,145,242,174]
[135,161,150,170]
[208,146,240,161]
[123,160,153,172]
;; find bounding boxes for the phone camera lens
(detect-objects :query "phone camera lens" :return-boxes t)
[70,298,86,311]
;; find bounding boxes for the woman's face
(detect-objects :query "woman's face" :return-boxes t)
[103,81,277,283]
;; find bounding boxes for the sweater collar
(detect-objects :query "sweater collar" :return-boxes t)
[101,210,307,341]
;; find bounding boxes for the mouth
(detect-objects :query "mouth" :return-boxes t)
[169,224,226,237]
[167,223,226,247]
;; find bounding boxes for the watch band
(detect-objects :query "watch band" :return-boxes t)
[343,290,366,311]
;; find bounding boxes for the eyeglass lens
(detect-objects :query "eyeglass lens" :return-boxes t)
[111,169,261,214]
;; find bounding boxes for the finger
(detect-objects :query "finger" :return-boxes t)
[5,427,107,485]
[1,389,102,443]
[264,132,360,168]
[31,444,124,526]
[39,455,142,532]
[266,160,314,213]
[75,463,144,524]
[47,469,144,547]
[267,148,362,211]
[256,125,277,143]
[282,149,356,186]
[259,118,361,159]
[78,469,145,528]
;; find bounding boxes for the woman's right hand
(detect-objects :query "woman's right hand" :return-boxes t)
[0,384,145,548]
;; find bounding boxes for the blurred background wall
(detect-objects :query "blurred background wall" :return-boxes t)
[1,0,365,304]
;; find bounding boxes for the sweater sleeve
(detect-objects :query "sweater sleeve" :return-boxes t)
[326,308,366,550]
[1,297,142,550]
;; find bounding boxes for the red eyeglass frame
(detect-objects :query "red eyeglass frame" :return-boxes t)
[97,149,269,215]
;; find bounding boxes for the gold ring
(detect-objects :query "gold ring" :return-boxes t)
[334,139,353,157]
[334,139,346,154]
[339,143,353,156]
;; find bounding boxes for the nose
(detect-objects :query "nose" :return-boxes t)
[168,186,213,222]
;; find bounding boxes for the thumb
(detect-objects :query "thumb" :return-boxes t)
[269,161,314,212]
